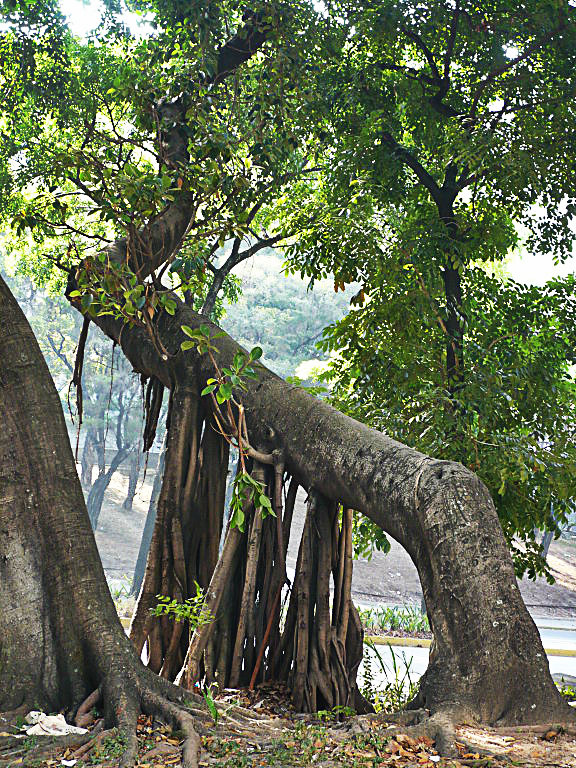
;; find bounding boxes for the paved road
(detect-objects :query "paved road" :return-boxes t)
[361,621,576,691]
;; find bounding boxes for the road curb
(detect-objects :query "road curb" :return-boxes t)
[364,635,576,657]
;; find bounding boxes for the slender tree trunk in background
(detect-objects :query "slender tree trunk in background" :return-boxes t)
[539,505,560,561]
[131,440,166,597]
[541,530,554,560]
[81,427,98,487]
[437,190,464,401]
[88,297,574,726]
[123,450,140,511]
[0,275,201,768]
[87,446,130,529]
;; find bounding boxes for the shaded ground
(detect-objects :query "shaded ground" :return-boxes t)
[96,469,576,620]
[4,472,574,768]
[3,687,575,768]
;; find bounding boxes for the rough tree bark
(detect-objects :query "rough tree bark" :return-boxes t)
[0,274,204,767]
[87,296,574,728]
[53,0,571,735]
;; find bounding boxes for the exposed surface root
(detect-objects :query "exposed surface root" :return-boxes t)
[5,695,576,768]
[75,687,102,727]
[16,667,288,768]
[372,707,431,726]
[340,707,576,762]
[494,721,576,737]
[345,709,459,757]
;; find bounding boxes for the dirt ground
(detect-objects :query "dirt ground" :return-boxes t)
[96,468,576,619]
[3,689,576,768]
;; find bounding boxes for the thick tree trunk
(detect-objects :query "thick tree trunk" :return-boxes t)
[0,273,116,711]
[0,274,202,767]
[88,296,573,726]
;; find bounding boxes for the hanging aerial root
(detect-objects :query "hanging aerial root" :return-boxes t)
[143,376,165,452]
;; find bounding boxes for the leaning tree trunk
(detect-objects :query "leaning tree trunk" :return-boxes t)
[86,294,574,727]
[0,274,203,767]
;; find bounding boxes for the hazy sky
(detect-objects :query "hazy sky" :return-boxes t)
[60,0,103,38]
[508,250,576,286]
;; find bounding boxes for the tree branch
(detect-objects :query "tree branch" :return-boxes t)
[382,132,441,202]
[469,39,544,119]
[87,14,271,281]
[401,25,442,82]
[443,3,461,81]
[46,332,74,373]
[201,233,284,316]
[213,10,270,85]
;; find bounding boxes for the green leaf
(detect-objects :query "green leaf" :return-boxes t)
[250,346,263,360]
[218,382,233,401]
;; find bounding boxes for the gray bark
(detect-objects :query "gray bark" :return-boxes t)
[0,273,130,712]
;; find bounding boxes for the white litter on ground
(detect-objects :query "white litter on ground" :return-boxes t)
[22,712,88,737]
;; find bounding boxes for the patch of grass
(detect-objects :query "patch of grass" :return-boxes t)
[86,733,126,764]
[361,641,420,712]
[22,735,39,751]
[359,604,429,634]
[315,704,356,721]
[203,683,220,725]
[558,684,576,701]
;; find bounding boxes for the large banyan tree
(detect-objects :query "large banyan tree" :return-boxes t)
[1,1,575,765]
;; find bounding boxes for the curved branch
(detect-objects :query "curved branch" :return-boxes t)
[201,233,283,316]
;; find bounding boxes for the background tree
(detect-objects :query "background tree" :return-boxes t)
[277,0,576,575]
